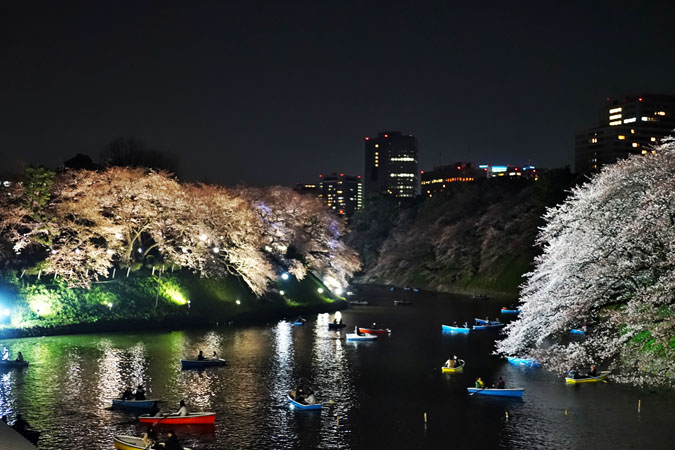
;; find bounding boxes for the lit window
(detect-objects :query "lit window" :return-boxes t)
[375,144,379,148]
[609,107,622,114]
[641,150,648,155]
[641,117,653,122]
[631,129,635,134]
[656,111,666,116]
[650,137,656,142]
[609,114,622,120]
[623,117,637,123]
[618,135,625,140]
[632,142,639,148]
[609,120,622,126]
[590,138,598,143]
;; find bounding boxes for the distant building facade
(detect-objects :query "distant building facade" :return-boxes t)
[295,174,363,217]
[364,131,420,199]
[575,94,675,173]
[421,163,540,197]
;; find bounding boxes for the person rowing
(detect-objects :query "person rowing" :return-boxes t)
[587,364,597,377]
[475,377,485,388]
[496,376,505,389]
[174,399,189,416]
[197,350,206,360]
[134,384,146,400]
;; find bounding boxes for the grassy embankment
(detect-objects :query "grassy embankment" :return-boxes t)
[0,268,343,338]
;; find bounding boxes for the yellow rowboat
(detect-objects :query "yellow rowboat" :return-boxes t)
[565,370,610,384]
[114,435,193,450]
[441,359,465,373]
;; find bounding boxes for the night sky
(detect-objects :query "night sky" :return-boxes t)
[2,1,675,186]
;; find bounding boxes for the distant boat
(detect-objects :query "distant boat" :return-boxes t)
[349,300,369,306]
[441,359,465,373]
[475,318,502,325]
[112,398,159,410]
[473,322,504,330]
[394,300,412,306]
[467,387,524,398]
[345,333,378,341]
[288,393,322,410]
[403,286,411,291]
[507,357,541,368]
[500,309,521,314]
[412,288,420,292]
[471,294,490,299]
[358,327,391,335]
[565,371,610,384]
[389,287,395,291]
[570,328,586,335]
[138,412,216,425]
[441,324,471,334]
[180,358,227,369]
[0,360,29,369]
[114,435,193,450]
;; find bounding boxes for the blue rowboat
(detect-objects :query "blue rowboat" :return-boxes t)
[570,329,585,335]
[293,322,305,326]
[467,388,524,398]
[473,323,504,330]
[500,309,521,314]
[475,318,502,325]
[288,394,322,410]
[112,398,159,410]
[0,360,29,368]
[180,358,227,369]
[507,357,541,368]
[441,324,470,333]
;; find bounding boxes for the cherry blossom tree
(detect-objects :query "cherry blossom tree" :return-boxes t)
[497,136,675,385]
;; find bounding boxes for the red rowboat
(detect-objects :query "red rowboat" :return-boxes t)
[138,412,216,425]
[358,327,391,335]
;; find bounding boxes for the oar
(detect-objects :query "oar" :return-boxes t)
[469,388,485,396]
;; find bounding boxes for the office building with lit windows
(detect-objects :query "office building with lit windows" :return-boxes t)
[575,94,675,173]
[364,131,420,199]
[318,173,363,217]
[420,163,540,197]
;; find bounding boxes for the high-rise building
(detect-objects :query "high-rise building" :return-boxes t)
[318,173,363,217]
[575,94,675,173]
[364,131,420,199]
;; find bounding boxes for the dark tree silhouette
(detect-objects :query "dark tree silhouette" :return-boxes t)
[101,138,179,175]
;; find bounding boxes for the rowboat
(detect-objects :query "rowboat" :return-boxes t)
[138,412,216,425]
[293,321,305,326]
[114,435,192,450]
[0,360,29,368]
[180,358,227,369]
[328,323,346,330]
[112,398,159,410]
[441,324,470,333]
[358,327,391,335]
[474,318,502,325]
[441,360,465,373]
[565,371,610,384]
[345,333,377,341]
[288,394,322,410]
[570,328,586,335]
[467,387,524,398]
[473,323,504,330]
[394,300,412,306]
[507,357,541,368]
[500,309,521,314]
[349,300,369,305]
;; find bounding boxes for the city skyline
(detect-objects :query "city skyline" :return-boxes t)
[2,1,675,186]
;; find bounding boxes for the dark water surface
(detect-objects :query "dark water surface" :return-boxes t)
[1,286,673,449]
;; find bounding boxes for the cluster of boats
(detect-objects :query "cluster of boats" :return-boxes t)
[442,317,506,333]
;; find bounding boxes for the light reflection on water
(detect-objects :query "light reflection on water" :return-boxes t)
[0,286,673,450]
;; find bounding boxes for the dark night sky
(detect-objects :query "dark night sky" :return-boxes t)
[2,1,675,185]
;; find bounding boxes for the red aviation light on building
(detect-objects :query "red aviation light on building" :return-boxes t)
[365,137,370,140]
[340,173,344,177]
[384,134,389,138]
[420,170,424,174]
[319,174,323,178]
[357,175,361,178]
[638,97,643,102]
[456,166,461,170]
[339,209,344,215]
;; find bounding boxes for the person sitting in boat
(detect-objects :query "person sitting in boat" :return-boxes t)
[463,322,468,328]
[567,369,579,379]
[175,399,189,416]
[142,426,157,448]
[475,377,485,389]
[12,414,31,433]
[333,318,338,325]
[587,364,597,377]
[295,316,304,323]
[197,350,206,361]
[496,377,505,389]
[2,347,8,361]
[15,352,23,362]
[134,384,146,400]
[163,430,184,450]
[355,326,364,336]
[445,358,455,368]
[121,387,134,400]
[305,392,317,405]
[212,351,218,359]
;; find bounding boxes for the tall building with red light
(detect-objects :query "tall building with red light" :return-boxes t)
[575,94,675,173]
[364,131,420,199]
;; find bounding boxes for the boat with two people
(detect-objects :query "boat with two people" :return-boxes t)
[473,318,504,330]
[358,323,391,335]
[442,322,471,334]
[288,386,322,410]
[441,356,465,373]
[346,326,378,341]
[180,350,227,369]
[500,307,521,315]
[565,365,610,384]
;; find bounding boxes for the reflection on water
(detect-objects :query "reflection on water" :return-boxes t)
[0,286,674,450]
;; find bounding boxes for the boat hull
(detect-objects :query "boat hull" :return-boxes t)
[467,388,524,398]
[345,333,377,341]
[393,301,412,306]
[112,398,159,410]
[328,323,346,330]
[473,324,504,330]
[139,412,216,425]
[0,360,29,368]
[570,329,586,335]
[500,309,521,314]
[507,357,541,368]
[358,327,390,335]
[288,394,322,410]
[349,301,369,305]
[113,435,192,450]
[180,358,227,369]
[565,371,610,384]
[441,324,470,333]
